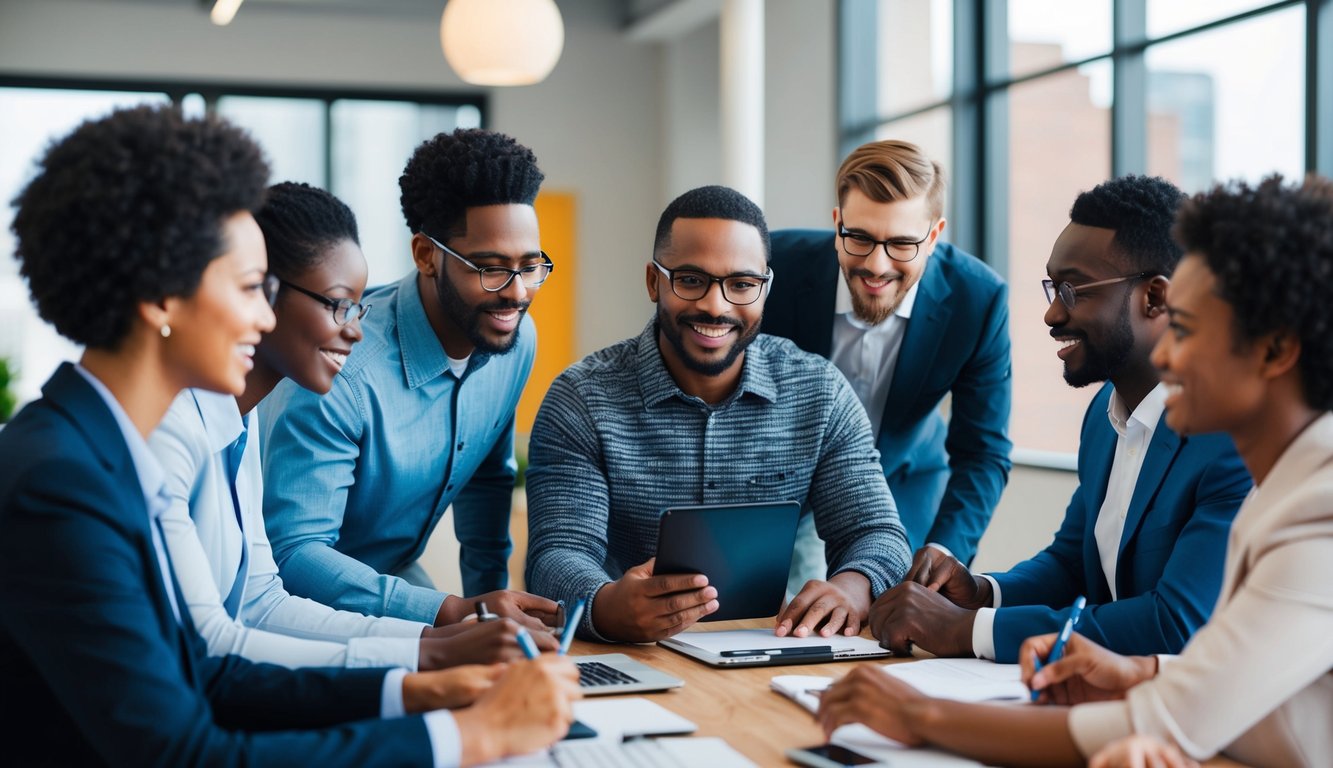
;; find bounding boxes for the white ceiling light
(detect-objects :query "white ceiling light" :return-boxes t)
[210,0,245,26]
[440,0,565,87]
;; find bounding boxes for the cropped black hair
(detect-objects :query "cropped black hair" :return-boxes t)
[653,185,770,260]
[254,182,359,279]
[398,128,544,240]
[1175,174,1333,411]
[10,104,269,350]
[1070,175,1186,276]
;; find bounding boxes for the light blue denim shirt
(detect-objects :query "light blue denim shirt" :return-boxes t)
[259,272,535,623]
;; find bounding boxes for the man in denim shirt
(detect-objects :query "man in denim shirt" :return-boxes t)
[525,186,912,643]
[261,129,558,629]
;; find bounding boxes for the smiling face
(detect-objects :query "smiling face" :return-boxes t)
[164,211,276,396]
[256,238,368,395]
[833,189,943,325]
[647,217,768,383]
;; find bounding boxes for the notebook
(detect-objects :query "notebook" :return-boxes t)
[659,628,890,668]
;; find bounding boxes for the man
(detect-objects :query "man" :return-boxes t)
[868,175,1252,662]
[524,185,911,643]
[762,140,1011,586]
[261,129,556,628]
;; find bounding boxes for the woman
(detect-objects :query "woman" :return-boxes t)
[0,104,577,766]
[816,175,1333,767]
[152,181,550,671]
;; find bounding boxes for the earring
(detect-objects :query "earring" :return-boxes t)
[160,324,171,339]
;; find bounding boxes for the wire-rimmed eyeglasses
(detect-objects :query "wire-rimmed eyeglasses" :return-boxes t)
[1042,272,1154,310]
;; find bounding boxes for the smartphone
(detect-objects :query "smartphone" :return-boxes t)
[786,743,879,767]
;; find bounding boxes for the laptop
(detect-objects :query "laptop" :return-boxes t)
[573,653,684,695]
[654,500,802,622]
[660,628,890,668]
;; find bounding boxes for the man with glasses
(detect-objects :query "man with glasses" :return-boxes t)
[867,175,1251,662]
[260,129,561,631]
[762,139,1013,595]
[524,185,911,642]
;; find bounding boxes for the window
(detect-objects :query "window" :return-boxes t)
[840,0,1327,465]
[0,78,484,405]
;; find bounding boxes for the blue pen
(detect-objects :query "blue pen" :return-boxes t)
[558,598,586,656]
[515,626,541,660]
[1030,595,1087,702]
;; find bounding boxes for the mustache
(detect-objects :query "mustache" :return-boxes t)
[479,299,530,313]
[849,268,904,281]
[678,313,741,328]
[1049,327,1085,341]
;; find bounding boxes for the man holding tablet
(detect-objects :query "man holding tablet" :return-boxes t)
[524,186,911,643]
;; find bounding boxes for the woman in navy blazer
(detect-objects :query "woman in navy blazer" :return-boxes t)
[0,104,578,767]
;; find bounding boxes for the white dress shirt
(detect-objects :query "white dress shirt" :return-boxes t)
[971,383,1168,659]
[830,275,919,441]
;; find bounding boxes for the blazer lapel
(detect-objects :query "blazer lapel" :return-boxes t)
[1117,416,1182,564]
[1081,407,1117,602]
[795,257,840,358]
[883,257,953,432]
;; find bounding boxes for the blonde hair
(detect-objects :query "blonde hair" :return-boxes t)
[836,139,946,219]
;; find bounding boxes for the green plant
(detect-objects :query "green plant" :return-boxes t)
[0,357,15,423]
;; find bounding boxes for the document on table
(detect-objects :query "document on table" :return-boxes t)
[667,628,889,656]
[831,723,986,767]
[771,658,1029,714]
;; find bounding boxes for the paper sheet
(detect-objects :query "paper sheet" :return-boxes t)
[569,697,697,740]
[831,724,986,766]
[772,659,1028,715]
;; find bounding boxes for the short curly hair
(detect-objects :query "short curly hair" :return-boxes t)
[654,185,770,260]
[1174,174,1333,411]
[398,128,544,240]
[1070,175,1186,275]
[11,104,269,350]
[254,182,359,279]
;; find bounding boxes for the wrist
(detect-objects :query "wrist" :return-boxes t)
[973,575,994,608]
[589,581,619,639]
[454,708,503,766]
[436,595,465,626]
[401,672,436,714]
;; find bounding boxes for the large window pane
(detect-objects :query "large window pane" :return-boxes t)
[330,101,475,288]
[1145,5,1304,192]
[217,95,327,188]
[1008,62,1112,454]
[1147,0,1284,39]
[873,106,953,217]
[1008,0,1111,80]
[0,88,168,403]
[875,0,952,116]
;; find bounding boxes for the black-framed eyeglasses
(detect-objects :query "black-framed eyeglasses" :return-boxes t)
[261,274,280,307]
[279,280,372,326]
[837,212,936,262]
[1042,272,1154,310]
[422,233,554,293]
[651,260,774,306]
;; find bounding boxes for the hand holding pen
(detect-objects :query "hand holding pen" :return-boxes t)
[516,598,586,659]
[1021,600,1159,705]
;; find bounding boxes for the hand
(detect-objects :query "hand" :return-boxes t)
[867,581,976,656]
[418,618,558,670]
[402,663,506,711]
[1089,735,1199,768]
[1020,632,1157,705]
[775,571,871,638]
[591,558,718,642]
[435,590,560,631]
[904,546,993,609]
[421,622,479,640]
[817,664,929,746]
[455,655,583,766]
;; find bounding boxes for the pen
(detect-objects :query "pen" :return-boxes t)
[720,645,833,658]
[475,601,499,622]
[1030,595,1087,701]
[515,626,541,660]
[558,599,585,656]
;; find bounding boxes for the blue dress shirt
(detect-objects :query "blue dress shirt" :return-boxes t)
[260,272,535,622]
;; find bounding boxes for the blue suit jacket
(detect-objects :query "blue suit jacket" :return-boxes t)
[0,364,432,767]
[988,383,1252,662]
[762,230,1012,562]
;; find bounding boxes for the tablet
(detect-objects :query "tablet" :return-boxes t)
[653,500,801,622]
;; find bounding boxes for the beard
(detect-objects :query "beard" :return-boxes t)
[436,272,529,355]
[842,265,908,326]
[1063,292,1135,388]
[656,305,761,377]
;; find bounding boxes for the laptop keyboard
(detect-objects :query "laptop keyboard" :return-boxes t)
[576,660,641,687]
[553,739,683,768]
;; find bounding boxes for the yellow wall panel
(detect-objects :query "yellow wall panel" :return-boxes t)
[517,192,577,435]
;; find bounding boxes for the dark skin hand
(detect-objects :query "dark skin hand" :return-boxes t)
[903,546,993,609]
[817,664,930,745]
[591,557,719,643]
[417,618,558,670]
[775,571,873,638]
[1020,631,1157,706]
[435,590,560,631]
[868,581,976,656]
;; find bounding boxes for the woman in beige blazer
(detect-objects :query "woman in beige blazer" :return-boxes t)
[817,174,1333,768]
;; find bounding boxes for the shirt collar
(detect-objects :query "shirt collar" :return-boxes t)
[635,318,778,409]
[1106,381,1169,437]
[834,273,919,328]
[187,388,246,454]
[394,272,486,389]
[74,364,169,516]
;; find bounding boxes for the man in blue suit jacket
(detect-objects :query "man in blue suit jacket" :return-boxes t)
[868,175,1251,663]
[763,140,1012,582]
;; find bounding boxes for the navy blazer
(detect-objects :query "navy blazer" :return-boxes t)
[762,230,1012,562]
[0,364,432,767]
[988,383,1252,662]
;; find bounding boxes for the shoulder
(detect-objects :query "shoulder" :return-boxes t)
[769,229,837,275]
[551,336,639,392]
[931,243,1006,296]
[753,334,848,396]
